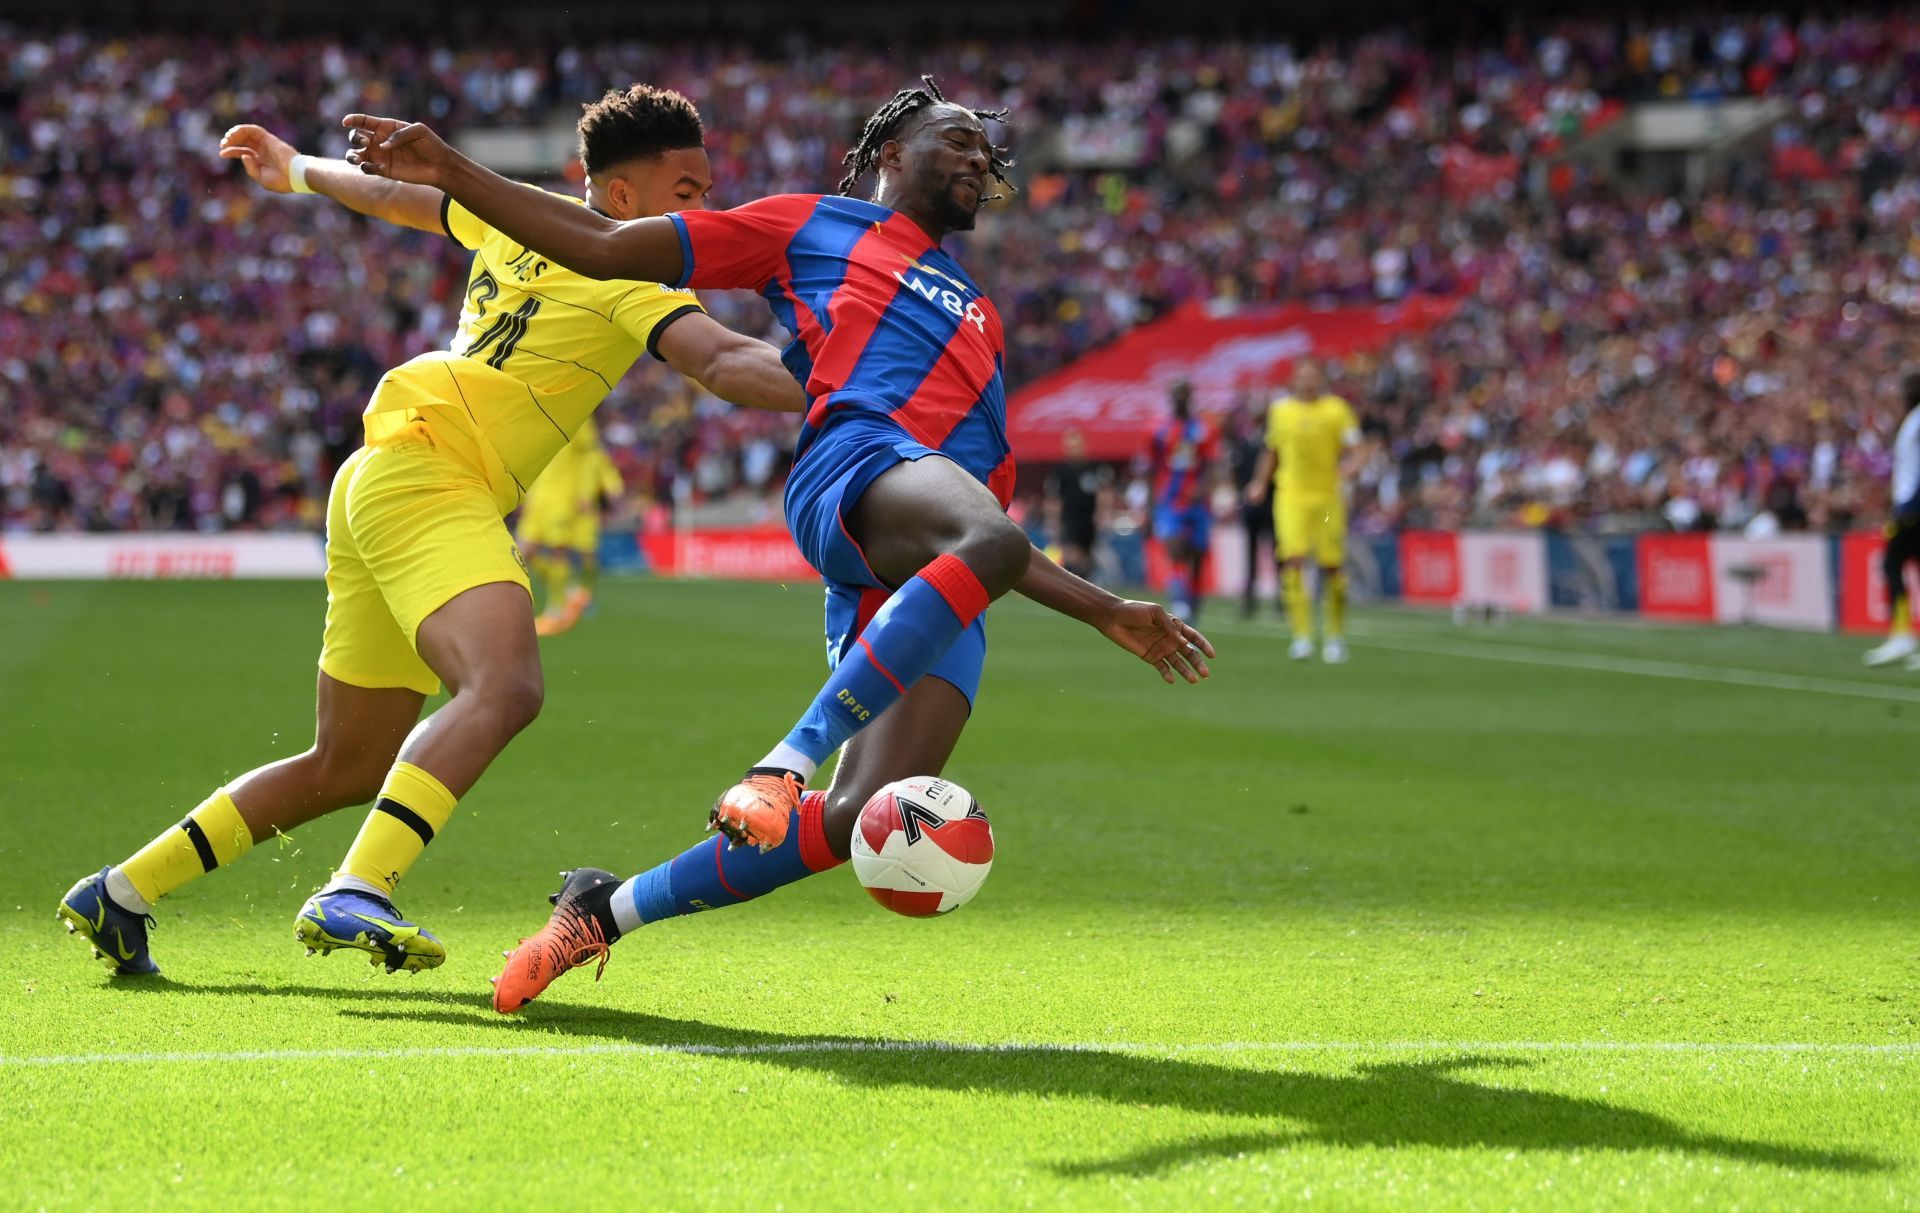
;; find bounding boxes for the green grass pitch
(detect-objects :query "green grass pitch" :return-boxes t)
[2,578,1915,1211]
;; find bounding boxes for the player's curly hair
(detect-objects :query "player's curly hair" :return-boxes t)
[576,84,704,176]
[837,75,1014,200]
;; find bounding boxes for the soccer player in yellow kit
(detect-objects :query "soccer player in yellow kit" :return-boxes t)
[56,86,805,977]
[519,418,623,636]
[1248,361,1361,664]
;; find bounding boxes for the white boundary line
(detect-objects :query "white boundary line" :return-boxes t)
[1208,619,1920,704]
[3,1039,1914,1068]
[1361,635,1920,703]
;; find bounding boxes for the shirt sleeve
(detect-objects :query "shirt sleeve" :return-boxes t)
[441,195,488,251]
[443,182,573,252]
[665,194,819,291]
[1264,402,1285,451]
[610,282,707,358]
[1336,398,1362,445]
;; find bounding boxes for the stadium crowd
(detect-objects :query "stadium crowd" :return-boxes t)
[3,15,1919,537]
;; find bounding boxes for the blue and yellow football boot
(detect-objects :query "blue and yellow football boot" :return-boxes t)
[294,887,446,973]
[58,868,161,976]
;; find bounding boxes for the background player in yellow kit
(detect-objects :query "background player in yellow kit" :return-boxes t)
[518,418,624,636]
[57,86,806,977]
[1247,360,1361,664]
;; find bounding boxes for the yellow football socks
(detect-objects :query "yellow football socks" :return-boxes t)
[1324,568,1348,639]
[337,762,458,896]
[540,555,569,615]
[1282,565,1312,639]
[1894,596,1910,636]
[119,788,253,906]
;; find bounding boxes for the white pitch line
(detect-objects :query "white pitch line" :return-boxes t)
[2,1039,1914,1068]
[1212,619,1920,704]
[1363,634,1920,703]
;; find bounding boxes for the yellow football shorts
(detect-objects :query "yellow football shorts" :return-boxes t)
[319,421,532,696]
[1275,494,1347,567]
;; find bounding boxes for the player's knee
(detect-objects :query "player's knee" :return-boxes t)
[498,670,546,733]
[957,517,1031,598]
[468,666,544,735]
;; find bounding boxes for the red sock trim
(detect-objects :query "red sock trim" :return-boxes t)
[712,839,751,901]
[854,634,907,695]
[919,553,990,625]
[797,791,842,872]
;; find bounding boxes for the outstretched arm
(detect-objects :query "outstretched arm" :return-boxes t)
[1017,546,1214,685]
[220,125,446,234]
[342,114,684,282]
[655,313,807,414]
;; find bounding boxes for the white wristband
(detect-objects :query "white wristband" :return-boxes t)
[288,154,318,195]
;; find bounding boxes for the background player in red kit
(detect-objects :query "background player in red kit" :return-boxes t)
[341,78,1215,1010]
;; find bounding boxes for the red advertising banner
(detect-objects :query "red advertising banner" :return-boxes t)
[1839,531,1920,633]
[640,526,814,581]
[1006,298,1459,462]
[1636,534,1715,621]
[0,534,326,579]
[1399,531,1461,605]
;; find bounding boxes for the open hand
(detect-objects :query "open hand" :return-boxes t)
[1098,599,1215,684]
[342,114,454,188]
[219,124,297,193]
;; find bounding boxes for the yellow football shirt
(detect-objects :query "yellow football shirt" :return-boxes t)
[362,189,703,513]
[1266,394,1359,501]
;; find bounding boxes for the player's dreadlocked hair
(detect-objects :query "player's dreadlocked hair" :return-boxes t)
[576,84,704,176]
[837,75,1014,200]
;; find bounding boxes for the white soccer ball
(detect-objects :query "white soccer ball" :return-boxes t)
[849,776,994,917]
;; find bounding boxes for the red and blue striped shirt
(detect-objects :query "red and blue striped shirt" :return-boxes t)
[668,194,1014,504]
[1150,416,1220,512]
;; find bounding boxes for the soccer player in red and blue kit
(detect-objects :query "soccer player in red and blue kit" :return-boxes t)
[1149,381,1221,622]
[342,78,1215,1012]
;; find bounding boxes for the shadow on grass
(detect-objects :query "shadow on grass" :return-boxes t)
[160,980,491,1009]
[312,1001,1887,1177]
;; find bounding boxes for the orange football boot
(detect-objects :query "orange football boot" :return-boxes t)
[491,867,619,1014]
[709,771,803,851]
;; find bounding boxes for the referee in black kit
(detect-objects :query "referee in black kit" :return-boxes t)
[1228,399,1276,618]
